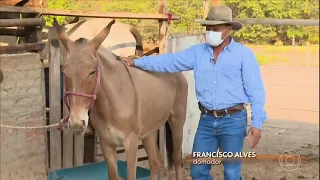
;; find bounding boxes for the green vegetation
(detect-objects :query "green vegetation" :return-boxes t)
[223,0,319,46]
[44,0,319,46]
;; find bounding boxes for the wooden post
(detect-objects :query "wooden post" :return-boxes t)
[48,27,62,170]
[74,125,84,166]
[158,0,169,173]
[61,46,74,168]
[203,0,210,31]
[62,102,74,168]
[203,0,210,17]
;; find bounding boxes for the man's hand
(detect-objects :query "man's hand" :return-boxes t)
[120,57,135,66]
[246,127,261,148]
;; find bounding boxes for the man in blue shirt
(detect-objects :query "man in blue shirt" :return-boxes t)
[121,5,267,180]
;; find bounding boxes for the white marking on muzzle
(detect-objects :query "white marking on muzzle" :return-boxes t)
[68,109,89,134]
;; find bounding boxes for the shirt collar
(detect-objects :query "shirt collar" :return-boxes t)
[205,37,236,53]
[225,37,236,51]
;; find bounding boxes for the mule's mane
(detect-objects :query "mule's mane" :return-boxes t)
[71,37,119,61]
[74,37,88,44]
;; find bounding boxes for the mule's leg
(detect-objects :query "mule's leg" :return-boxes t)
[167,113,185,180]
[100,142,121,180]
[124,135,139,180]
[142,133,163,180]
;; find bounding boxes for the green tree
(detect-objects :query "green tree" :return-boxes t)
[43,0,78,26]
[223,0,319,45]
[44,0,319,45]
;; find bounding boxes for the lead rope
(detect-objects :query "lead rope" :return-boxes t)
[0,123,60,129]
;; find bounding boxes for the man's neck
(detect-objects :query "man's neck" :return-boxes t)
[213,36,232,52]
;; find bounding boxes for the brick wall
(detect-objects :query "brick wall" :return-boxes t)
[0,53,47,180]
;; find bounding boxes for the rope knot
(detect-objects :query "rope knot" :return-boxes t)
[168,13,173,24]
[92,95,97,100]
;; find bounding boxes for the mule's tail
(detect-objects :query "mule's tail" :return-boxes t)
[165,121,174,168]
[0,69,3,83]
[129,26,143,57]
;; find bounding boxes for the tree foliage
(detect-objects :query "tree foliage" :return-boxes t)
[43,0,319,45]
[223,0,319,45]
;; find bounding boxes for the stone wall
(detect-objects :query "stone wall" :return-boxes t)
[0,53,47,180]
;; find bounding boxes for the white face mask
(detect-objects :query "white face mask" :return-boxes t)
[205,27,228,47]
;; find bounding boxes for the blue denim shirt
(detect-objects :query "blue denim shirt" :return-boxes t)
[134,38,267,129]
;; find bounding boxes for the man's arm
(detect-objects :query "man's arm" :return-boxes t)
[132,44,199,72]
[242,48,267,130]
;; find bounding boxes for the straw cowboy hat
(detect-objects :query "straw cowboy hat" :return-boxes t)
[196,6,242,30]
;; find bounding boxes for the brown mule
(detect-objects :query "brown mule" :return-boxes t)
[53,19,188,180]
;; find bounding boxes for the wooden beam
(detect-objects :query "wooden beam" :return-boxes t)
[0,27,29,37]
[48,27,62,171]
[233,18,319,26]
[0,42,45,54]
[0,5,180,20]
[195,18,319,26]
[0,18,45,27]
[158,0,169,174]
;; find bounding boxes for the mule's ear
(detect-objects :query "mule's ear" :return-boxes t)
[88,19,116,52]
[53,18,73,51]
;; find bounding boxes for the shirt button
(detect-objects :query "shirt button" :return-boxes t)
[214,81,216,83]
[213,95,215,97]
[215,68,217,70]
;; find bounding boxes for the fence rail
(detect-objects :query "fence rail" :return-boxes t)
[0,5,180,20]
[195,18,319,26]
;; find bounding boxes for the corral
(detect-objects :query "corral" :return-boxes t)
[0,0,319,180]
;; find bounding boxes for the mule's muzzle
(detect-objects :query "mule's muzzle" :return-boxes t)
[68,119,87,134]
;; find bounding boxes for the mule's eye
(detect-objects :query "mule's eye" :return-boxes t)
[89,70,96,76]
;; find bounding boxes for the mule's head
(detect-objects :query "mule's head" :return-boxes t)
[53,19,115,134]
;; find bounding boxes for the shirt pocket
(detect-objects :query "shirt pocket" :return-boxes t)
[196,60,215,77]
[220,60,242,79]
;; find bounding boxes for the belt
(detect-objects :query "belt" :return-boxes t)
[198,102,244,118]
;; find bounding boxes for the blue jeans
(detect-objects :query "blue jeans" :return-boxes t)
[190,108,247,180]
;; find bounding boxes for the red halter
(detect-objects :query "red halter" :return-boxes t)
[57,61,101,130]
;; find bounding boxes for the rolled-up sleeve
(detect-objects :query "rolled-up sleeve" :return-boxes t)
[242,48,267,130]
[133,44,199,72]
